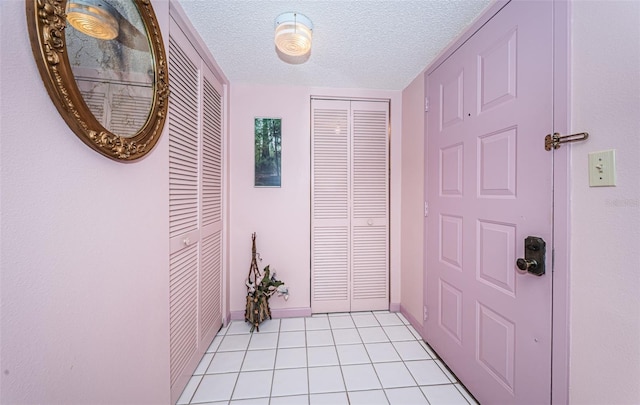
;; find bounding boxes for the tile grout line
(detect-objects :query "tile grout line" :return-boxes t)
[382,322,433,404]
[374,312,438,403]
[228,330,253,401]
[351,311,392,404]
[183,314,475,404]
[184,325,226,405]
[304,317,311,401]
[366,315,462,401]
[266,319,280,404]
[330,313,355,400]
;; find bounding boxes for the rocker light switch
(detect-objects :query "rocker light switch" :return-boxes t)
[588,149,616,187]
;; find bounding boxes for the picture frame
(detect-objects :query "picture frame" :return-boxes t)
[254,117,282,187]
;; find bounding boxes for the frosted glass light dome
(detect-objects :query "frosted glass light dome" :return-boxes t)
[274,12,313,57]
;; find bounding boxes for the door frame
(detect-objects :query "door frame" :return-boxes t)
[422,0,571,402]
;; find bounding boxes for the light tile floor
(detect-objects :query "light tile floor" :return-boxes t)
[177,311,478,405]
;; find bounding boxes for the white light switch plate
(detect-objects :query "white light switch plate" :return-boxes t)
[588,149,616,187]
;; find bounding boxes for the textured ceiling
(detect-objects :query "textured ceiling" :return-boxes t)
[176,0,492,91]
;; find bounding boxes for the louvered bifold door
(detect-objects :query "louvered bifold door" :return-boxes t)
[311,99,389,313]
[169,18,226,401]
[350,101,389,311]
[199,67,223,341]
[168,19,201,389]
[311,99,351,313]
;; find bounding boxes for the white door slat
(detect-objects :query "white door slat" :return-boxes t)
[200,231,222,339]
[169,243,198,385]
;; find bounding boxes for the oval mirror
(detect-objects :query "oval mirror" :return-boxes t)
[26,0,169,161]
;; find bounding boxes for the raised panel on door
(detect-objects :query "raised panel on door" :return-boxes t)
[350,101,389,311]
[425,1,554,403]
[311,99,351,313]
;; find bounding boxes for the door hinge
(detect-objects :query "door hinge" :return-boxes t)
[545,132,589,151]
[424,201,429,217]
[423,305,429,321]
[424,97,430,112]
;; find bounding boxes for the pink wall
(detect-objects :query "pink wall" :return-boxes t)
[400,74,425,326]
[228,83,402,317]
[228,84,312,316]
[569,1,640,403]
[0,1,171,403]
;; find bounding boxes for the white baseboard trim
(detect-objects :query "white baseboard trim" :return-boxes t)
[230,305,407,321]
[229,307,312,321]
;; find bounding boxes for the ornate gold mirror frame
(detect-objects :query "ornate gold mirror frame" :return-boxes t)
[26,0,169,161]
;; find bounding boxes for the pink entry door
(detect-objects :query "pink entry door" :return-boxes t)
[425,1,555,403]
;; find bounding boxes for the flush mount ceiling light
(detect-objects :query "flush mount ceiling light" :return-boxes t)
[274,12,313,58]
[66,0,119,40]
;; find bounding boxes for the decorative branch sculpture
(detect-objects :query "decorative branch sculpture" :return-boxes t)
[244,233,288,332]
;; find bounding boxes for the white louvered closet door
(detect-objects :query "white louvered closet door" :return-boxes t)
[168,17,224,397]
[350,101,389,311]
[169,25,199,390]
[199,67,223,342]
[311,99,389,313]
[312,100,351,313]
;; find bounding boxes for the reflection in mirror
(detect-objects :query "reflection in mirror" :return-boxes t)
[26,0,169,161]
[65,0,153,138]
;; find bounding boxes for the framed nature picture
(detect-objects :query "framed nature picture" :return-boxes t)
[254,117,282,187]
